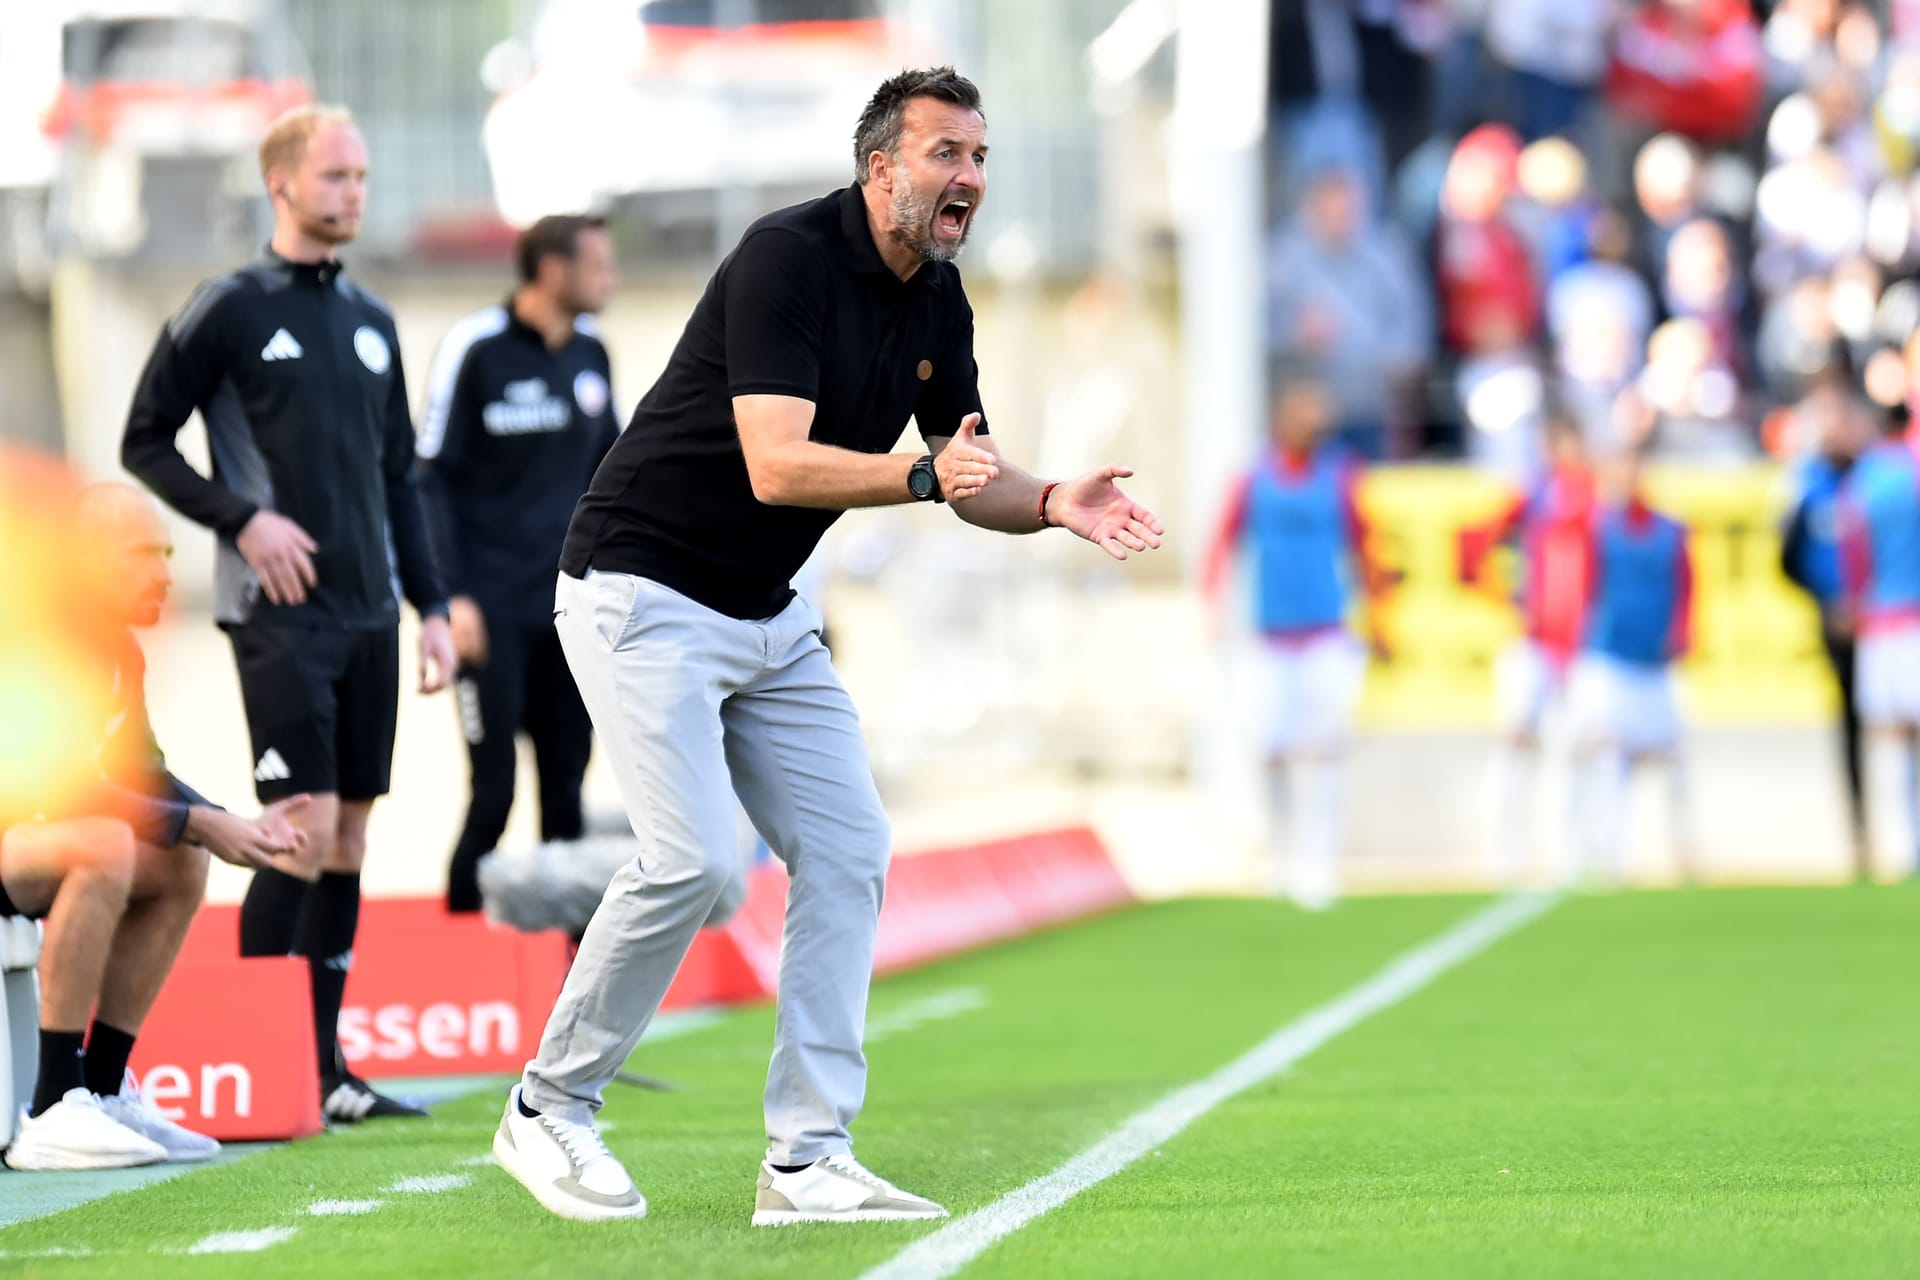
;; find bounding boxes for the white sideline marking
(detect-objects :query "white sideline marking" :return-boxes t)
[0,1246,95,1258]
[867,987,990,1043]
[186,1227,297,1254]
[385,1173,470,1194]
[861,893,1559,1280]
[457,1154,498,1168]
[306,1199,383,1216]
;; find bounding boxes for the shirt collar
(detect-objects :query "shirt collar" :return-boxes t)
[839,184,894,276]
[264,245,344,286]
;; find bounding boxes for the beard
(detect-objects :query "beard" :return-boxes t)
[888,180,968,265]
[295,208,358,246]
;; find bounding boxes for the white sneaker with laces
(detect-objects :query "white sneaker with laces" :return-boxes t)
[492,1085,646,1222]
[3,1088,167,1171]
[98,1072,221,1162]
[753,1153,948,1225]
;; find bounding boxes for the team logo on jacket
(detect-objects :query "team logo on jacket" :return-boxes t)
[573,369,610,418]
[483,378,571,435]
[353,326,391,375]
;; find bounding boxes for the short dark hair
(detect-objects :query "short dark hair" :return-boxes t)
[852,66,984,185]
[515,214,607,284]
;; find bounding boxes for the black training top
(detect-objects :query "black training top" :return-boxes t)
[121,248,448,630]
[559,184,988,620]
[416,301,620,624]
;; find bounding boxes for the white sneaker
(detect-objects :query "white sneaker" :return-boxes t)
[752,1153,948,1226]
[98,1073,221,1162]
[492,1085,646,1222]
[3,1088,167,1171]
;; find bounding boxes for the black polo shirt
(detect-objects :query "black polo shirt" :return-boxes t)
[559,184,987,620]
[416,300,619,623]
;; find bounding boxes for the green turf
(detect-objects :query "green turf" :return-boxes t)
[0,895,1468,1279]
[986,886,1920,1279]
[2,888,1915,1279]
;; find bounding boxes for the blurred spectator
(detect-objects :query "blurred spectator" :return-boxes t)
[1763,0,1847,102]
[1757,273,1846,399]
[1630,133,1708,284]
[1607,0,1765,147]
[1436,125,1540,356]
[1628,315,1752,458]
[1550,207,1656,443]
[1512,137,1600,283]
[1485,0,1616,141]
[1662,217,1750,375]
[1267,164,1433,459]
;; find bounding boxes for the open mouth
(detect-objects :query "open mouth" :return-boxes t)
[936,198,973,238]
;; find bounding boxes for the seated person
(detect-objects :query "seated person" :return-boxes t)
[2,484,308,1171]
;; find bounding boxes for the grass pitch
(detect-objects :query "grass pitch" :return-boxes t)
[2,886,1916,1278]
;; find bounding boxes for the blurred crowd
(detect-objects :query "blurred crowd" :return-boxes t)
[1264,0,1920,470]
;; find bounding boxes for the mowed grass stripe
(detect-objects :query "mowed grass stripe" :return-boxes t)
[988,886,1920,1280]
[0,896,1477,1279]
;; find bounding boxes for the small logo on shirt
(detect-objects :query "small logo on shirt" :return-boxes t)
[260,329,304,361]
[483,378,572,436]
[353,326,391,375]
[254,748,292,783]
[916,359,933,381]
[573,369,610,418]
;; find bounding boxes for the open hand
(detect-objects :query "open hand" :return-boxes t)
[1048,464,1165,561]
[934,414,999,501]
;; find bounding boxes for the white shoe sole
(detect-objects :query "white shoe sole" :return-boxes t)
[491,1127,647,1223]
[4,1144,166,1171]
[752,1207,949,1226]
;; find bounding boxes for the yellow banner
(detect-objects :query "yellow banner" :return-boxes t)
[1356,465,1832,728]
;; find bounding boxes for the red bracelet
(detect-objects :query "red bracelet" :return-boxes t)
[1038,481,1060,528]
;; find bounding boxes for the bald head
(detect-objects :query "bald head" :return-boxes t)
[74,483,174,628]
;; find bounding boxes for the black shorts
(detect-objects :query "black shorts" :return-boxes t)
[226,622,400,802]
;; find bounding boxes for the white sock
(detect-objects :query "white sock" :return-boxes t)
[1866,733,1917,878]
[1491,746,1536,887]
[1263,764,1291,895]
[1571,748,1628,885]
[1662,752,1697,882]
[1289,758,1343,907]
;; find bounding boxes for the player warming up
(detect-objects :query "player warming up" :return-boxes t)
[1457,413,1598,885]
[1203,381,1386,910]
[491,67,1163,1225]
[121,104,456,1123]
[1839,400,1920,879]
[1566,444,1696,885]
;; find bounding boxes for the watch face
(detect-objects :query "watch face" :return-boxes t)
[909,465,935,499]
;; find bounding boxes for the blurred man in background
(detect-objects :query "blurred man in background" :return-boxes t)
[1265,163,1432,459]
[120,104,457,1123]
[417,215,620,915]
[3,485,309,1171]
[1840,400,1920,878]
[1567,443,1697,885]
[1458,412,1598,884]
[1205,380,1385,909]
[1781,367,1871,876]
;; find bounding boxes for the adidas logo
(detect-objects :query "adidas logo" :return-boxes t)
[254,748,292,782]
[260,328,304,361]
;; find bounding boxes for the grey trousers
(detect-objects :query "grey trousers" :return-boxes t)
[522,570,890,1164]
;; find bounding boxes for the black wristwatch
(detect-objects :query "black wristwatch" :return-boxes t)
[908,453,945,503]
